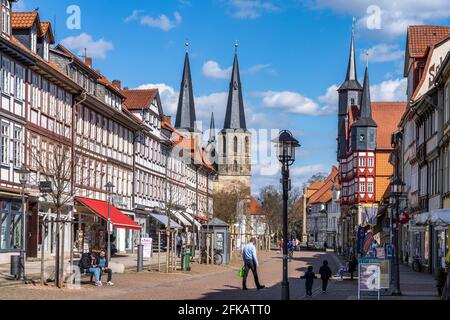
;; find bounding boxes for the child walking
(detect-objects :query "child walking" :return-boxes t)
[301,266,318,298]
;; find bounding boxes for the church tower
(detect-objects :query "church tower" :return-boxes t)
[337,23,362,160]
[175,46,202,150]
[216,46,251,195]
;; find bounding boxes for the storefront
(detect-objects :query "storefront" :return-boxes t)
[0,198,23,258]
[74,197,141,255]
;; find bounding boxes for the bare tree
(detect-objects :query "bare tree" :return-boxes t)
[212,182,247,225]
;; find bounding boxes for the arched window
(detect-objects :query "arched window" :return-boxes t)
[234,136,238,155]
[245,137,249,154]
[233,160,238,173]
[223,136,226,154]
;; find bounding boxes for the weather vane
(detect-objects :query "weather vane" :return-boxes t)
[185,39,190,53]
[234,40,239,53]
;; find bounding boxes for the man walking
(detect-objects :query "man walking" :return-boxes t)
[319,260,332,293]
[242,238,265,290]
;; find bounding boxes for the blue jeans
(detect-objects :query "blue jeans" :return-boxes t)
[88,268,100,282]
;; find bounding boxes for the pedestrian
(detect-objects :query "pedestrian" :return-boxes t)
[176,233,183,258]
[98,250,114,286]
[301,266,317,298]
[280,238,283,253]
[319,260,332,293]
[288,240,294,261]
[242,237,265,290]
[78,252,102,287]
[348,254,358,280]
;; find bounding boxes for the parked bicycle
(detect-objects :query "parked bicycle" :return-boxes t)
[201,249,224,265]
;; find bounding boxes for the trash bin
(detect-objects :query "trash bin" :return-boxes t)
[184,252,191,271]
[10,255,21,279]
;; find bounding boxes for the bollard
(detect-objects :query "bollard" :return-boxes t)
[10,255,21,279]
[184,252,191,271]
[137,244,144,272]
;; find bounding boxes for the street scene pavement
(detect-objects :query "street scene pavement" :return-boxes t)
[0,250,439,300]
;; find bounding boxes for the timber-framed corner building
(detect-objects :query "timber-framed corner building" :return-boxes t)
[0,3,216,264]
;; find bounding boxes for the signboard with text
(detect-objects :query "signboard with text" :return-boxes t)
[358,262,381,300]
[141,238,153,259]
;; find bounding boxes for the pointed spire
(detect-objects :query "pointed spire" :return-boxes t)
[208,112,216,144]
[223,48,247,130]
[175,49,196,131]
[352,67,377,127]
[339,20,362,91]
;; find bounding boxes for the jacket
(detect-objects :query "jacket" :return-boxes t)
[301,271,317,287]
[319,265,332,280]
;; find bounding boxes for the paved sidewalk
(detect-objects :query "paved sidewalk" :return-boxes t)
[310,253,440,300]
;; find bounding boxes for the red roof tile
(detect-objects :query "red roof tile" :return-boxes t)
[11,12,39,29]
[308,166,339,205]
[122,89,158,110]
[407,26,450,58]
[372,102,407,149]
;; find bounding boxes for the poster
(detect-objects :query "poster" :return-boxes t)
[141,237,153,259]
[376,247,385,259]
[359,263,380,291]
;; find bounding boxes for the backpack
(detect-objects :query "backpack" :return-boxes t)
[78,253,91,270]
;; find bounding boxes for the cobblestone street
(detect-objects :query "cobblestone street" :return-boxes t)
[0,250,440,300]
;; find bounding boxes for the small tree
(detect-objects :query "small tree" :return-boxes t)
[213,182,247,225]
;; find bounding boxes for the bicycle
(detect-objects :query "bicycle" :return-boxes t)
[201,249,224,265]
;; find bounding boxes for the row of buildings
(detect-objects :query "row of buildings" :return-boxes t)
[0,2,253,264]
[304,23,450,275]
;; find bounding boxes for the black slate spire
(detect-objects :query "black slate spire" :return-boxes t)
[223,52,247,130]
[339,23,362,91]
[352,67,377,127]
[175,52,196,131]
[208,112,216,144]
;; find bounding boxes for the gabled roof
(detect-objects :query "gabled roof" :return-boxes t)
[40,21,55,44]
[122,89,159,110]
[308,166,339,205]
[404,25,450,75]
[11,11,39,30]
[249,197,263,216]
[372,102,407,149]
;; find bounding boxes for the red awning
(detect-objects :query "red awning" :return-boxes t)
[76,197,141,230]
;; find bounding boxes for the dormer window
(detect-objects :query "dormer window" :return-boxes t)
[1,0,11,37]
[31,30,37,53]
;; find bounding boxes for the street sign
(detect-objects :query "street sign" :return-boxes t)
[39,181,52,193]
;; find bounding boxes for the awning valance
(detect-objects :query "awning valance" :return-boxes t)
[173,211,191,226]
[150,213,183,229]
[413,209,450,227]
[76,197,141,230]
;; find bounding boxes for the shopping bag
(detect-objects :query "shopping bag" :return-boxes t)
[238,267,245,278]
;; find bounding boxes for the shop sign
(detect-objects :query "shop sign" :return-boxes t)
[358,262,381,300]
[141,237,152,259]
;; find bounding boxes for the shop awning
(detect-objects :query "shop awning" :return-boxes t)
[150,213,182,229]
[414,209,450,226]
[76,197,141,230]
[173,211,192,226]
[181,211,202,229]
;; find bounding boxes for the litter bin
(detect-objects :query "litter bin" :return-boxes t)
[184,252,191,271]
[10,255,21,279]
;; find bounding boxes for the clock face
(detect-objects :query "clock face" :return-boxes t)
[360,134,365,142]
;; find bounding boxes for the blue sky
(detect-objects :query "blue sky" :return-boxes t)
[14,0,450,195]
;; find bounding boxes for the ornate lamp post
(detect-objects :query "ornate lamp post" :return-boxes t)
[191,202,197,260]
[391,178,405,296]
[105,182,115,261]
[18,165,30,280]
[275,130,300,300]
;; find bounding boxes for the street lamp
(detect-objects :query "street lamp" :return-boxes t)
[105,182,115,262]
[275,130,300,300]
[391,178,405,296]
[18,165,29,281]
[191,202,197,261]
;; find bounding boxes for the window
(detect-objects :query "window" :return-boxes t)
[367,182,374,193]
[1,0,11,36]
[245,137,249,154]
[14,64,24,100]
[0,121,9,165]
[0,200,24,252]
[43,40,49,61]
[445,85,450,124]
[31,31,37,53]
[1,56,10,93]
[359,157,366,167]
[233,136,238,155]
[359,182,366,193]
[12,126,22,168]
[368,157,374,167]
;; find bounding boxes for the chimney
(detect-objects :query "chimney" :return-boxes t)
[85,57,93,68]
[112,80,122,90]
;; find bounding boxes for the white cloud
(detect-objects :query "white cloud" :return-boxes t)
[136,83,179,115]
[291,164,329,177]
[307,0,450,37]
[126,11,182,32]
[13,0,26,10]
[202,61,232,79]
[360,44,404,63]
[244,64,274,75]
[370,78,407,102]
[318,84,339,112]
[61,33,113,60]
[259,89,336,116]
[227,0,281,19]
